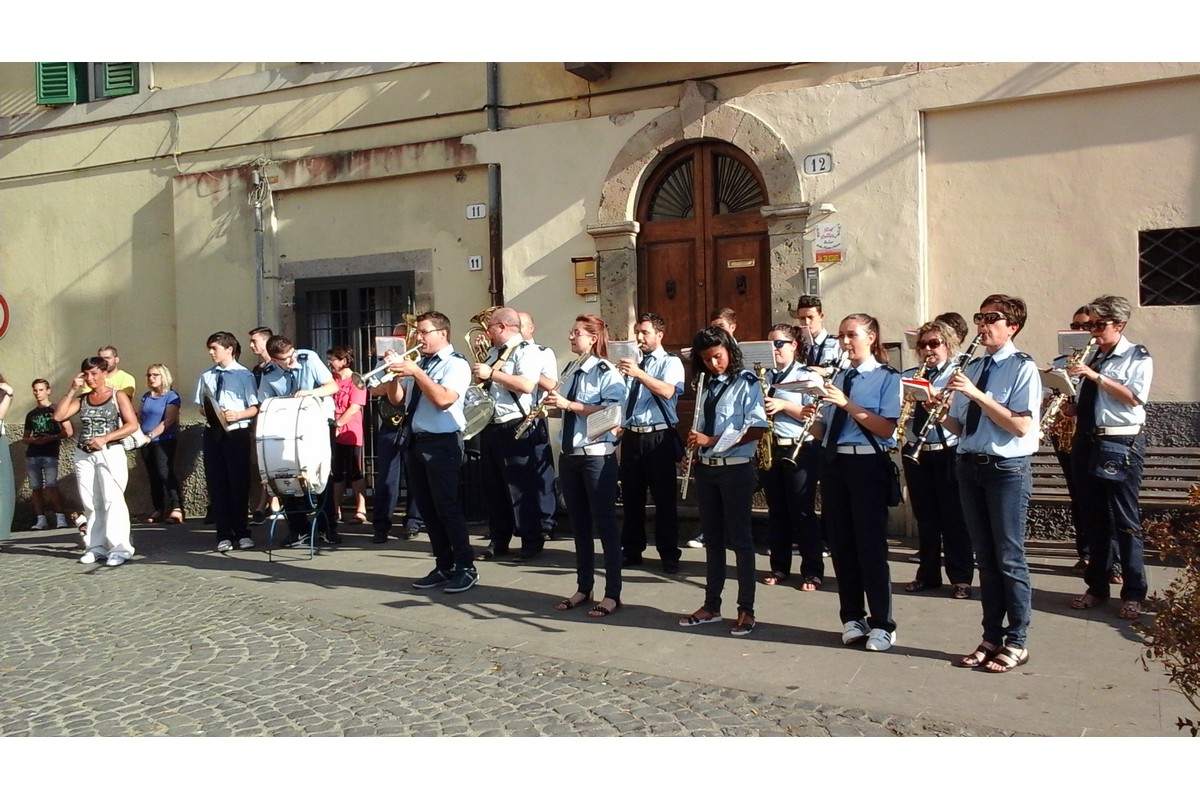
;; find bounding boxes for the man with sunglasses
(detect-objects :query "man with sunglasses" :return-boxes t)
[259,334,341,547]
[386,312,478,593]
[1064,295,1152,622]
[943,295,1041,674]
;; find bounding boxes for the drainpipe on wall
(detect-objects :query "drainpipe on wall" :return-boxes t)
[485,64,504,305]
[251,168,266,326]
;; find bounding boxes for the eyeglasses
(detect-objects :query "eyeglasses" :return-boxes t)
[973,312,1009,325]
[917,339,943,349]
[568,330,593,338]
[415,327,444,335]
[1080,319,1115,332]
[771,339,795,348]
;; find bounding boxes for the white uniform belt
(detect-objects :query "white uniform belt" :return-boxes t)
[773,435,812,447]
[1096,425,1141,436]
[566,442,616,456]
[835,445,877,455]
[627,424,669,433]
[698,456,751,466]
[493,413,523,424]
[920,441,957,451]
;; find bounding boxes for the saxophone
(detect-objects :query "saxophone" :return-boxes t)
[893,356,934,450]
[1039,336,1097,452]
[754,362,773,471]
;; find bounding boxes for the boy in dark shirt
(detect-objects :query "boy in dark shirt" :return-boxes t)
[22,378,72,530]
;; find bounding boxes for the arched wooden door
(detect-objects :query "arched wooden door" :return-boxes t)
[636,141,771,357]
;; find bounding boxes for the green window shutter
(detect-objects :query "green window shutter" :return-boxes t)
[97,62,138,98]
[36,62,85,105]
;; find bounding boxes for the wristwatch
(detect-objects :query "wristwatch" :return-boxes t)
[1095,374,1106,385]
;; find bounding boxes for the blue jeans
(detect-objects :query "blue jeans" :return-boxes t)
[559,453,621,601]
[956,455,1032,649]
[1070,434,1148,602]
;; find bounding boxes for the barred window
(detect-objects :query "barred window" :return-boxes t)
[1139,226,1200,306]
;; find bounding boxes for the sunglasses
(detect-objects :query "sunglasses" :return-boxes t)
[771,339,795,348]
[1079,319,1114,332]
[917,339,943,349]
[973,312,1010,325]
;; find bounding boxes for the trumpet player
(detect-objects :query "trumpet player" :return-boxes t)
[617,313,686,574]
[472,306,544,562]
[1065,295,1153,622]
[804,314,901,652]
[758,323,825,592]
[546,315,626,618]
[677,327,768,637]
[942,295,1041,674]
[383,312,478,593]
[519,311,561,542]
[900,321,973,600]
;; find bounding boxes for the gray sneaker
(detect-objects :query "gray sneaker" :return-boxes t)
[444,567,479,594]
[216,540,234,552]
[413,568,452,590]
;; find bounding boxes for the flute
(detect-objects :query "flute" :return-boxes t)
[679,373,707,500]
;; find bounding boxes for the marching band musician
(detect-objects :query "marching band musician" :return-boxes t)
[1065,295,1153,621]
[943,295,1041,674]
[519,311,561,542]
[617,312,686,575]
[472,306,545,562]
[758,323,825,592]
[370,322,425,544]
[386,312,479,594]
[546,314,627,617]
[805,314,902,652]
[900,320,974,600]
[793,294,842,377]
[677,327,768,637]
[258,334,341,548]
[1048,308,1120,581]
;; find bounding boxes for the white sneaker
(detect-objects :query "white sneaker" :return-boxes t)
[105,553,127,567]
[841,618,870,645]
[31,516,49,530]
[79,552,102,564]
[865,628,896,652]
[237,537,255,550]
[55,514,68,528]
[686,534,705,548]
[216,540,234,552]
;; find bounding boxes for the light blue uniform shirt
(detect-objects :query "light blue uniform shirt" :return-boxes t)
[696,369,769,460]
[807,331,842,368]
[901,359,959,447]
[948,341,1042,457]
[257,349,336,417]
[624,347,684,427]
[1082,336,1152,427]
[194,362,260,431]
[818,357,901,450]
[561,355,626,450]
[523,339,560,405]
[486,335,538,422]
[403,344,472,434]
[766,359,809,439]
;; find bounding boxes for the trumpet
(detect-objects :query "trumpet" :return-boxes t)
[778,353,850,469]
[351,345,422,390]
[901,334,984,463]
[1039,336,1097,452]
[753,362,773,471]
[514,355,583,439]
[679,373,707,500]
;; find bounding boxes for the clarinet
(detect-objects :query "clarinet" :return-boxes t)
[778,353,850,470]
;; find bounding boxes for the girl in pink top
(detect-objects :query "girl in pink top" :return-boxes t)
[328,346,369,524]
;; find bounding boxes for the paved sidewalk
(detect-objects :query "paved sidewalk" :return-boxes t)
[0,521,1189,736]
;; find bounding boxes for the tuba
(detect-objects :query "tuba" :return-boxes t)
[464,305,500,363]
[461,305,502,440]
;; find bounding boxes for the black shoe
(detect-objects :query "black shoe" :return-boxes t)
[250,510,266,526]
[512,550,543,563]
[413,568,453,590]
[372,532,389,544]
[477,547,510,561]
[320,532,344,546]
[284,534,310,549]
[443,567,479,594]
[623,555,644,567]
[402,526,420,541]
[662,560,680,574]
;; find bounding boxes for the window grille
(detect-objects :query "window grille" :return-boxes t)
[1139,226,1200,306]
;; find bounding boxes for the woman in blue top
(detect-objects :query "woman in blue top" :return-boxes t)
[677,327,769,637]
[139,364,184,524]
[545,314,627,618]
[808,314,902,653]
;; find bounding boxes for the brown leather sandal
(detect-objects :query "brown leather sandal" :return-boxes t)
[554,592,592,611]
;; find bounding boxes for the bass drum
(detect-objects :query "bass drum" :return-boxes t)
[462,385,495,441]
[255,396,332,497]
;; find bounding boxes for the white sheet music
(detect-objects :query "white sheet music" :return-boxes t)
[712,425,746,455]
[1041,368,1078,397]
[739,340,776,367]
[607,340,640,366]
[586,404,622,439]
[1056,330,1093,355]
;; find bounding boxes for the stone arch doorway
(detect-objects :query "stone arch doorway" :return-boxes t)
[636,139,770,356]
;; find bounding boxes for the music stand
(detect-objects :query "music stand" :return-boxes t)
[264,474,327,561]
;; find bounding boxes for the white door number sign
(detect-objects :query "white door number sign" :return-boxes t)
[803,154,833,175]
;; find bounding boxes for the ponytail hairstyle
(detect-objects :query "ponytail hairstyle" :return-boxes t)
[841,313,888,364]
[574,314,609,361]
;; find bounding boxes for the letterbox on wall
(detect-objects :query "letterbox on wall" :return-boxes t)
[573,256,599,298]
